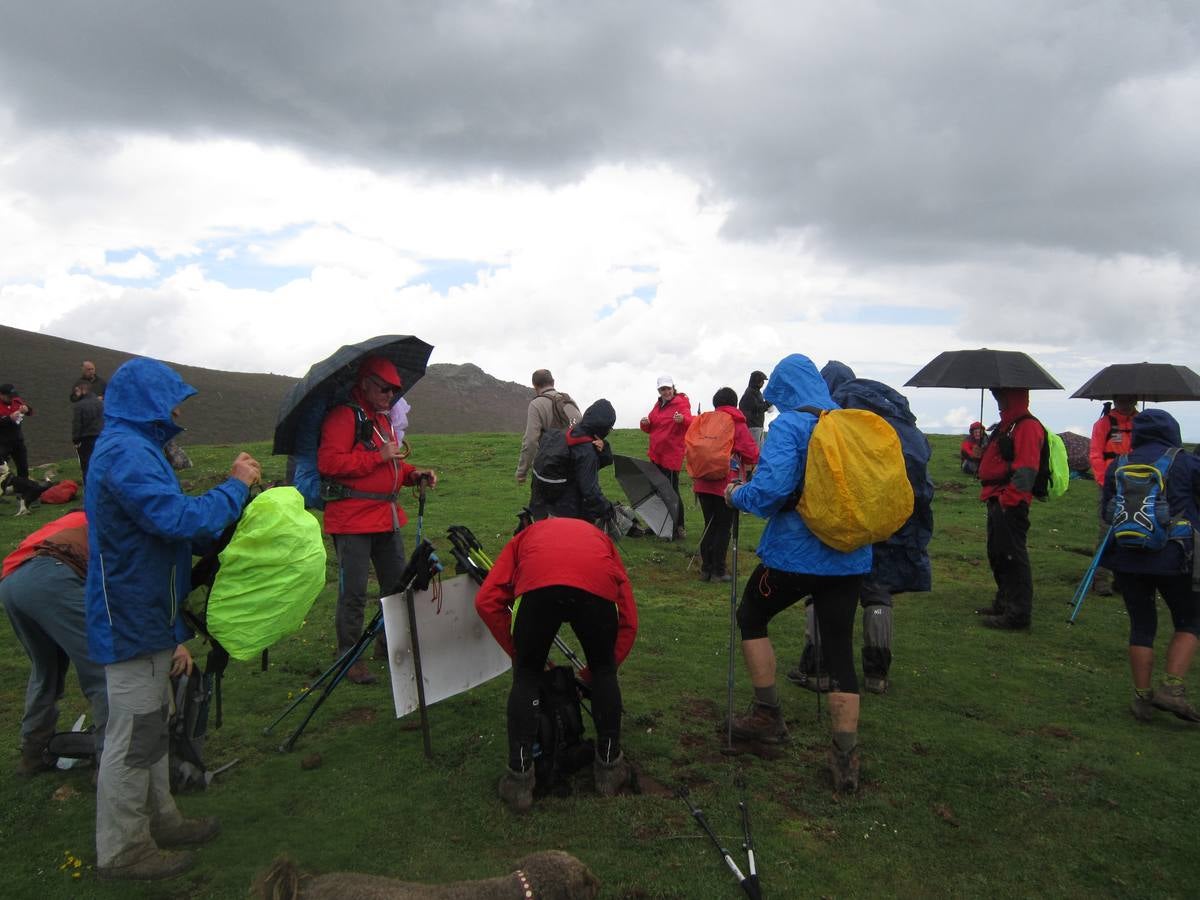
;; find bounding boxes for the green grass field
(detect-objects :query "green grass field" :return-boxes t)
[1,431,1197,899]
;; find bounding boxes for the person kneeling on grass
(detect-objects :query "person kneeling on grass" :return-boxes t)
[1099,409,1200,723]
[725,353,871,793]
[474,517,639,813]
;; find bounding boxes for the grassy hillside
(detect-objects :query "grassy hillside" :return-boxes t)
[1,432,1197,898]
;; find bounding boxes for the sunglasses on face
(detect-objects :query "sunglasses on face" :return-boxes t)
[368,376,401,395]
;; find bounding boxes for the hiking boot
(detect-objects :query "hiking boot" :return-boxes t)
[498,766,535,813]
[711,572,733,583]
[152,815,221,849]
[593,752,632,797]
[698,569,712,582]
[1150,682,1200,723]
[864,676,889,695]
[785,664,829,693]
[980,615,1030,632]
[345,660,378,685]
[1130,692,1155,723]
[97,845,196,882]
[16,744,56,777]
[827,744,860,794]
[729,701,789,744]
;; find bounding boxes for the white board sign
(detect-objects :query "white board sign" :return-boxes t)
[381,574,512,719]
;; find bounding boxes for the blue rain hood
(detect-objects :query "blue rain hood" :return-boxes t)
[765,354,836,413]
[104,357,195,446]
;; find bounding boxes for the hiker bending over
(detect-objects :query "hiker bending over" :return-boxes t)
[1,512,108,777]
[691,387,759,582]
[85,358,261,881]
[975,388,1045,631]
[317,356,436,685]
[475,517,638,812]
[1099,409,1200,723]
[725,353,871,793]
[515,369,581,487]
[640,375,692,540]
[529,399,617,526]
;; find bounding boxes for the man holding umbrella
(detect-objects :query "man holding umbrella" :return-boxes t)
[317,356,437,685]
[976,388,1045,631]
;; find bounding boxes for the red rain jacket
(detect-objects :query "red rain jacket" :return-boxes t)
[1089,408,1136,485]
[474,518,638,668]
[640,391,692,471]
[978,389,1044,508]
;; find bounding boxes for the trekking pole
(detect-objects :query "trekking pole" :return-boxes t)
[677,786,760,899]
[726,508,740,752]
[736,776,761,898]
[687,516,715,573]
[414,473,430,546]
[405,583,433,759]
[1068,524,1114,625]
[814,610,823,723]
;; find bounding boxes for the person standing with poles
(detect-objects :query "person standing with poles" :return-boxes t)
[317,356,436,685]
[724,354,871,793]
[475,517,638,813]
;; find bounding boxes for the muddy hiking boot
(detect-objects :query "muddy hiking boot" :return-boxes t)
[97,845,197,882]
[16,744,56,777]
[828,744,861,794]
[729,701,789,744]
[593,751,632,797]
[785,664,829,693]
[498,766,535,813]
[151,815,221,849]
[1130,692,1155,723]
[345,660,377,685]
[1150,682,1200,723]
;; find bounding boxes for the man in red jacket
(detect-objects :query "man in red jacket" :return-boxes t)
[975,388,1045,631]
[475,517,638,812]
[317,357,436,684]
[1088,396,1138,595]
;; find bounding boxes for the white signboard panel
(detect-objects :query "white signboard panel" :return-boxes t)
[381,574,512,719]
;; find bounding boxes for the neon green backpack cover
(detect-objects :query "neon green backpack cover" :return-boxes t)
[205,487,327,660]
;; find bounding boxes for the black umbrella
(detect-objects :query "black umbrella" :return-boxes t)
[613,454,682,539]
[273,335,434,455]
[905,348,1063,424]
[905,349,1064,391]
[1070,363,1200,403]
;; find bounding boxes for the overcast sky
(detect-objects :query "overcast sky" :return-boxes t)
[2,1,1198,437]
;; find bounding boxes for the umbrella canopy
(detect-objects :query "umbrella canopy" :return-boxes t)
[904,349,1063,391]
[1070,363,1200,403]
[273,335,434,455]
[613,454,681,539]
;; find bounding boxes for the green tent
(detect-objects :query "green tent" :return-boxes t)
[203,487,327,660]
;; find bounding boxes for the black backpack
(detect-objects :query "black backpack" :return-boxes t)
[169,667,216,793]
[532,665,592,797]
[994,414,1051,499]
[531,429,572,500]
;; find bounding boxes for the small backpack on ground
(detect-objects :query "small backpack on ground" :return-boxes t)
[684,411,736,480]
[40,480,78,504]
[533,665,593,797]
[1108,448,1191,551]
[794,407,914,552]
[531,429,572,500]
[996,415,1067,500]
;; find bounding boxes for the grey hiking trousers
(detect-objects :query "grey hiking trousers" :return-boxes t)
[96,649,184,867]
[333,531,406,656]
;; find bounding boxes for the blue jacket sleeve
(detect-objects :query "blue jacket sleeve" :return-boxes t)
[107,445,248,543]
[732,414,808,518]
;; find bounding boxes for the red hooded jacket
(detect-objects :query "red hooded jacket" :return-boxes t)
[691,406,760,497]
[474,518,638,667]
[1088,408,1135,484]
[978,389,1044,508]
[640,391,693,471]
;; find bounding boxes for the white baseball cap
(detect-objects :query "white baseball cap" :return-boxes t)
[657,375,674,389]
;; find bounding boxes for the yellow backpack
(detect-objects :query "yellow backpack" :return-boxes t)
[795,407,914,552]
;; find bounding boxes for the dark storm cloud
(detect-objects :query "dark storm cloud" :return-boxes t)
[3,0,1199,263]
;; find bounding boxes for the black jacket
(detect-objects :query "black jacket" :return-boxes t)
[738,387,771,428]
[531,399,616,522]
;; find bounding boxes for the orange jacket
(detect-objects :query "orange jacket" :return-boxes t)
[1088,409,1135,484]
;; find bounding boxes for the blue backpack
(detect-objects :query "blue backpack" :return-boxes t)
[1108,448,1191,551]
[288,403,380,510]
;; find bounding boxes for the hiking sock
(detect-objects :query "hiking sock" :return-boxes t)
[832,731,858,753]
[754,684,780,707]
[1134,687,1153,700]
[1163,673,1184,687]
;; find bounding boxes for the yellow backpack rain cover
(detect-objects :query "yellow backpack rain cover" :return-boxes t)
[796,408,915,552]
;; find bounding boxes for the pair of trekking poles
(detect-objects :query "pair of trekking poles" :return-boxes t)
[677,778,762,899]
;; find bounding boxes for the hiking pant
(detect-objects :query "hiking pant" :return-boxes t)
[76,435,98,485]
[655,464,684,534]
[96,649,184,868]
[1,435,29,478]
[986,499,1033,625]
[0,556,108,756]
[798,576,894,680]
[1116,572,1199,647]
[749,427,765,449]
[333,531,406,656]
[696,492,734,575]
[507,586,620,772]
[737,564,863,693]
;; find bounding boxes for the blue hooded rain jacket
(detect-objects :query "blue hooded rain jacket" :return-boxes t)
[85,358,249,665]
[730,354,872,576]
